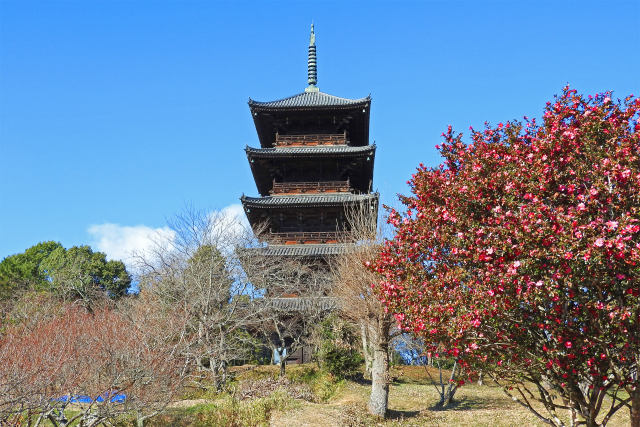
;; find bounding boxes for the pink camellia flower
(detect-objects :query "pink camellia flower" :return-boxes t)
[590,188,599,196]
[565,341,572,349]
[594,238,605,247]
[606,221,619,231]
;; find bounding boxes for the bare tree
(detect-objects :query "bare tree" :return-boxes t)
[331,203,401,418]
[0,301,187,427]
[236,240,334,377]
[135,207,271,390]
[135,206,342,387]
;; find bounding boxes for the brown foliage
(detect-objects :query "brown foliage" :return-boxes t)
[0,299,187,426]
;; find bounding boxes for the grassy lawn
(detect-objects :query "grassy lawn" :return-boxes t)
[24,365,631,426]
[152,365,631,426]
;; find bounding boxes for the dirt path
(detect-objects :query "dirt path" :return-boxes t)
[270,382,368,426]
[270,402,345,427]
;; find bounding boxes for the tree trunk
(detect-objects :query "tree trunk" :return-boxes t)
[279,359,286,377]
[435,359,458,409]
[631,389,640,427]
[368,324,389,418]
[567,398,577,427]
[443,389,455,408]
[221,360,228,385]
[360,322,372,379]
[211,360,221,391]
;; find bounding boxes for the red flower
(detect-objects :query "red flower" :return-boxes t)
[370,88,640,422]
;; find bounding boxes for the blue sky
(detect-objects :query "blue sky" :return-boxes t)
[1,0,638,263]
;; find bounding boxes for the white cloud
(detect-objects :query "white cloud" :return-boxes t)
[87,204,249,267]
[220,204,247,227]
[87,223,176,267]
[209,204,250,246]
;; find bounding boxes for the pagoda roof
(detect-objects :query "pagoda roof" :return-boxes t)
[267,296,338,312]
[249,91,370,111]
[241,192,378,208]
[245,144,375,158]
[249,243,352,257]
[246,145,375,196]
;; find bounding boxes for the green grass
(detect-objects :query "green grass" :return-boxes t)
[28,365,630,426]
[146,365,342,426]
[269,365,632,427]
[150,391,297,427]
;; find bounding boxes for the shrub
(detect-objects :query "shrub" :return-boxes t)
[285,365,343,402]
[317,343,363,379]
[311,315,363,379]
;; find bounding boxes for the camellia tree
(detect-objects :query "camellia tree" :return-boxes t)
[371,88,640,426]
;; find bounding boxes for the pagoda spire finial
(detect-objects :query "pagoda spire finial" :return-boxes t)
[305,22,319,93]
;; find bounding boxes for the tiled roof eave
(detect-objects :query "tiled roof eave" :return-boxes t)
[250,103,369,112]
[241,193,379,208]
[245,144,376,158]
[244,243,353,257]
[266,296,338,312]
[248,92,371,110]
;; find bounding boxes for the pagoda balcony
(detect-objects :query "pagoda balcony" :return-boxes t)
[275,131,347,147]
[270,180,351,195]
[266,231,352,244]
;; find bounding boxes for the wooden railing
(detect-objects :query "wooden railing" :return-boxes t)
[270,180,350,195]
[267,231,352,244]
[275,131,347,146]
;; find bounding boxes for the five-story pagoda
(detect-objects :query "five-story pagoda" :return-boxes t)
[241,24,378,268]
